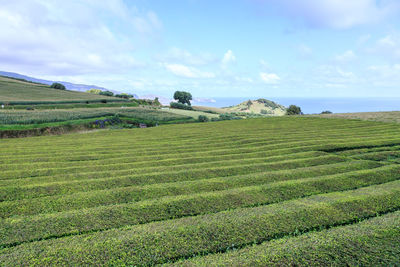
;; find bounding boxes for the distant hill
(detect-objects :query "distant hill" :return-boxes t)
[0,71,138,98]
[223,98,287,116]
[0,75,125,104]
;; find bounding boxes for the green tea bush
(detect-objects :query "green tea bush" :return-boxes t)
[50,83,66,90]
[198,115,209,122]
[170,102,194,110]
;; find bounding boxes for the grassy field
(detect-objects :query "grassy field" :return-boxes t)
[163,107,220,119]
[0,75,124,104]
[0,117,399,265]
[315,111,400,123]
[0,107,191,125]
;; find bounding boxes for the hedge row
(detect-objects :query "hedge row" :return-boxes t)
[0,151,328,186]
[1,133,396,170]
[170,210,400,266]
[1,181,399,265]
[0,151,328,180]
[0,119,396,156]
[0,164,398,247]
[0,155,347,201]
[1,124,397,164]
[0,160,379,218]
[0,99,127,105]
[1,122,398,155]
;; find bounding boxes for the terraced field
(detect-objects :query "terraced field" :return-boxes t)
[0,76,123,104]
[0,117,400,265]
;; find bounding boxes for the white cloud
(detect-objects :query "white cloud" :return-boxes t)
[157,47,216,66]
[334,50,356,62]
[222,50,236,66]
[163,63,215,78]
[0,0,161,76]
[371,34,400,61]
[265,0,400,29]
[260,72,280,84]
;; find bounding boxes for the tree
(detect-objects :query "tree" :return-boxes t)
[198,115,209,122]
[86,89,102,94]
[153,97,161,106]
[50,82,66,90]
[321,110,332,114]
[173,91,192,105]
[286,105,302,115]
[99,91,114,97]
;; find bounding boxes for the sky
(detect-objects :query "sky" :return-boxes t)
[1,0,400,98]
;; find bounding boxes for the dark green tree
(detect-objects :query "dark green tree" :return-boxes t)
[286,105,302,115]
[99,91,114,97]
[198,115,209,122]
[173,91,192,105]
[50,82,66,90]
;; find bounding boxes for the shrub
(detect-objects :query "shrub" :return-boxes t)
[115,94,129,99]
[286,105,302,115]
[198,115,209,122]
[101,100,107,103]
[50,83,66,90]
[170,102,193,110]
[99,91,114,97]
[86,89,102,94]
[321,110,333,114]
[219,113,241,120]
[261,109,272,115]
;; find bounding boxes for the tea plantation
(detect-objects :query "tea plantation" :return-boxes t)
[0,117,399,265]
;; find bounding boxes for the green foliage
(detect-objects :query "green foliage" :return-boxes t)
[153,97,161,106]
[173,91,192,105]
[260,109,273,115]
[257,98,281,109]
[170,102,194,110]
[50,82,66,90]
[321,110,333,114]
[173,211,400,266]
[219,113,242,120]
[0,107,191,125]
[0,117,400,265]
[99,90,114,97]
[115,93,134,99]
[0,76,124,103]
[198,115,209,122]
[86,89,102,94]
[286,104,302,115]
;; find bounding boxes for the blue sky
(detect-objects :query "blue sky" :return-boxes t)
[1,0,400,98]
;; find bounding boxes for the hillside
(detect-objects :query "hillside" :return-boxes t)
[0,117,399,265]
[0,71,137,96]
[314,111,400,124]
[223,98,286,115]
[0,75,124,104]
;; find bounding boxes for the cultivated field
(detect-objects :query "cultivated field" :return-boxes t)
[0,117,399,265]
[0,76,123,103]
[0,107,191,125]
[315,111,400,123]
[163,107,220,119]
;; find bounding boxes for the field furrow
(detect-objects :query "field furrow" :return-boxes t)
[1,117,399,265]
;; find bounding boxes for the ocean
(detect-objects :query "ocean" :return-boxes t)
[191,97,400,114]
